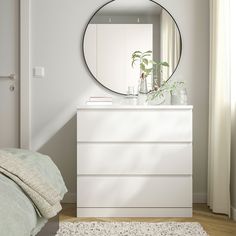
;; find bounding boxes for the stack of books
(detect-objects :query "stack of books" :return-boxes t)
[86,96,113,105]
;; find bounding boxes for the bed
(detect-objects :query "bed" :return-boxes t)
[0,148,67,236]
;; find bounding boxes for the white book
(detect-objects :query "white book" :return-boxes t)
[89,96,112,102]
[86,101,112,105]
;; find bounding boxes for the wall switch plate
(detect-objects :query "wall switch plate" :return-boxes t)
[33,67,45,78]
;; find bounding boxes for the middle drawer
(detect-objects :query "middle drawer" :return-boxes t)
[77,143,192,175]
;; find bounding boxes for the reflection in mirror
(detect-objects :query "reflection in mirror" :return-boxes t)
[83,0,182,95]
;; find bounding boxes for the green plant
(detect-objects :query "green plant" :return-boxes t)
[131,50,169,79]
[131,50,183,100]
[148,81,185,100]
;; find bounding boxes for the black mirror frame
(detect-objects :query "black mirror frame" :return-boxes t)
[82,0,183,95]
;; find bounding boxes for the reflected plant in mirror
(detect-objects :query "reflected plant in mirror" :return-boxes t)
[131,50,169,94]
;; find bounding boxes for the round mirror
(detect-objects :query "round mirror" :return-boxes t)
[83,0,182,95]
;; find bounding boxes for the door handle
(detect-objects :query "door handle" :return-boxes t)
[0,73,16,80]
[0,74,16,92]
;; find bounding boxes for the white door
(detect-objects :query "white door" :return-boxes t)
[0,0,19,148]
[96,24,153,93]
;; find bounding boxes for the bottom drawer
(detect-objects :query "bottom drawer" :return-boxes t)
[77,176,192,207]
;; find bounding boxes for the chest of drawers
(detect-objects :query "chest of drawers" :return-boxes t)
[77,105,193,217]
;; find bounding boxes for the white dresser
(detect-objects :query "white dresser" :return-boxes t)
[77,105,193,217]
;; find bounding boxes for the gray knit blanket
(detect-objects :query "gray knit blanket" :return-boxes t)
[0,149,67,219]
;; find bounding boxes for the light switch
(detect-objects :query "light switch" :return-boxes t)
[33,67,45,78]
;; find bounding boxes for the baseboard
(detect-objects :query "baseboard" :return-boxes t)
[77,207,192,217]
[231,206,236,221]
[62,192,76,203]
[193,193,207,203]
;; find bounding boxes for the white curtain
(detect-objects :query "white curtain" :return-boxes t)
[160,10,180,81]
[208,0,231,216]
[230,0,236,219]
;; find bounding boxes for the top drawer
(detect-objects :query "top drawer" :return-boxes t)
[77,109,192,142]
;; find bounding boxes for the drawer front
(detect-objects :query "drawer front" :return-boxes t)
[77,143,192,175]
[77,176,192,207]
[77,110,192,142]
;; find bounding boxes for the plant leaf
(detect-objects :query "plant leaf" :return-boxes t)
[143,58,148,65]
[140,63,146,71]
[132,53,141,57]
[144,50,152,54]
[142,53,151,57]
[133,51,142,55]
[131,59,138,67]
[149,60,157,65]
[145,68,153,75]
[159,62,169,67]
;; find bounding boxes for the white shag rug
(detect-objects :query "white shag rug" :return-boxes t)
[56,222,208,236]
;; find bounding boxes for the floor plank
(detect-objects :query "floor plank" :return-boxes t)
[60,204,236,235]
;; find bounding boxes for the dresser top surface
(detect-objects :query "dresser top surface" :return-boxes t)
[77,105,193,110]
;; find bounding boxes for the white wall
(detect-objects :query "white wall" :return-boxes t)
[31,0,209,203]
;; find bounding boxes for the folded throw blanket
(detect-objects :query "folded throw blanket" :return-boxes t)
[0,149,67,219]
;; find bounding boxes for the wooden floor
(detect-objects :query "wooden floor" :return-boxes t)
[60,204,236,236]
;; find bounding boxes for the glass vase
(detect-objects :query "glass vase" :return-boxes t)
[139,77,148,94]
[171,88,188,105]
